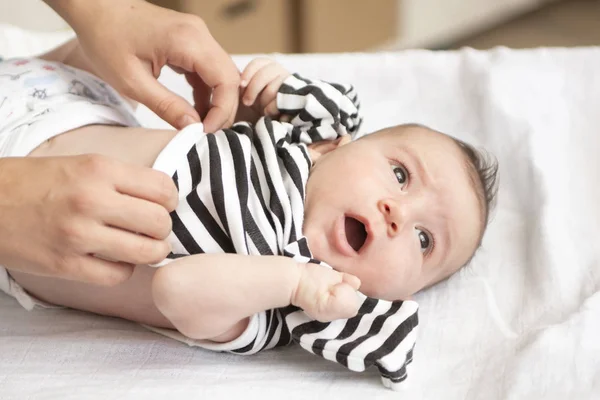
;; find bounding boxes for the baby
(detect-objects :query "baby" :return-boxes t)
[0,40,498,388]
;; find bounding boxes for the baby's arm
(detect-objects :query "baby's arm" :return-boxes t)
[152,253,360,343]
[12,249,360,346]
[152,254,299,342]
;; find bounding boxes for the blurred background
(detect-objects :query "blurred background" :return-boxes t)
[1,0,599,53]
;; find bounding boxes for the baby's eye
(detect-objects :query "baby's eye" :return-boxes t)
[416,229,431,253]
[391,164,408,186]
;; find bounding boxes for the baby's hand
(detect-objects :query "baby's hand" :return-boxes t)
[292,263,361,322]
[240,58,290,118]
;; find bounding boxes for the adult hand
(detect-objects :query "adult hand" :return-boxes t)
[0,156,177,285]
[45,0,240,132]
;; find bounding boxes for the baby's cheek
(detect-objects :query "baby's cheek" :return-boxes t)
[368,250,422,300]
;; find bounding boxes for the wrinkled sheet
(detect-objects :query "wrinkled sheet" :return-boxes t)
[1,24,599,400]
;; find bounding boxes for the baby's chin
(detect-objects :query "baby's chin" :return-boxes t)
[359,283,416,302]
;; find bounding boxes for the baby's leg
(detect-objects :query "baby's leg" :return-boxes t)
[10,266,173,328]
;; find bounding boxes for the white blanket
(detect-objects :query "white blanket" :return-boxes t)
[1,25,599,400]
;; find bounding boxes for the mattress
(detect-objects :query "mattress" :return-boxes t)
[1,24,599,400]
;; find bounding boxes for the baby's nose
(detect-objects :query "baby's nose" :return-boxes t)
[378,199,405,237]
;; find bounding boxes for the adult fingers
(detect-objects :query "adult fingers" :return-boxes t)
[186,32,240,132]
[202,82,239,133]
[101,191,173,240]
[90,224,171,266]
[66,254,135,287]
[122,58,200,129]
[111,161,178,213]
[185,72,211,121]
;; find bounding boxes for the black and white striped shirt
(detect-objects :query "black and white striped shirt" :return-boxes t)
[151,74,419,390]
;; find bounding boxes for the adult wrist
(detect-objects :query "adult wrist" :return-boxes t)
[43,0,136,34]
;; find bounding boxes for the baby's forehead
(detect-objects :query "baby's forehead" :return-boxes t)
[366,125,479,201]
[368,125,462,156]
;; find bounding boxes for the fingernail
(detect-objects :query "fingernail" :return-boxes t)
[243,98,251,106]
[240,80,247,87]
[178,114,198,128]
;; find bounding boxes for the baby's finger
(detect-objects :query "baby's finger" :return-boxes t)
[69,255,134,286]
[263,100,279,117]
[342,273,361,291]
[240,57,273,88]
[330,283,361,319]
[279,113,292,123]
[242,63,285,107]
[258,73,288,112]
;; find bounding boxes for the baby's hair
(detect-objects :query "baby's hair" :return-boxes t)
[449,137,499,269]
[453,139,499,240]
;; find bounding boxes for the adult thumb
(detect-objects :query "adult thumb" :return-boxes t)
[124,64,200,129]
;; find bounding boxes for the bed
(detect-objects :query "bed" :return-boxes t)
[1,24,599,400]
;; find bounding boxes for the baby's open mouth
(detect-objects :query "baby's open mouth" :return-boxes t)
[344,216,367,253]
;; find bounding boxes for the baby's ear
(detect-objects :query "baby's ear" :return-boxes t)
[308,135,351,163]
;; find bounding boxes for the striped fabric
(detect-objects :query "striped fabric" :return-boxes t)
[160,74,419,389]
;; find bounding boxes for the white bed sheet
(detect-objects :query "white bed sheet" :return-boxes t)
[1,25,599,400]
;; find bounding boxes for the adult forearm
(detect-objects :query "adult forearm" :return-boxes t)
[152,254,301,340]
[44,0,128,32]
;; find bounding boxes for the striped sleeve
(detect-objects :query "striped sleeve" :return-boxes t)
[284,297,419,389]
[281,245,419,390]
[276,74,362,143]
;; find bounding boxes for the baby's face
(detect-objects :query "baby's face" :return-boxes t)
[302,125,482,300]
